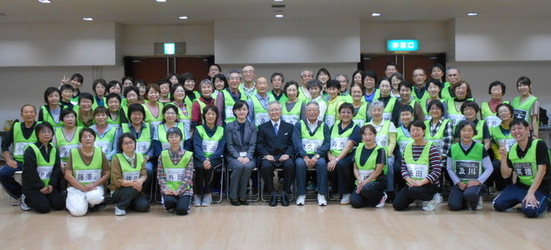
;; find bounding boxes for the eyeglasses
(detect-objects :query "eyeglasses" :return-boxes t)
[447,74,458,77]
[123,141,135,146]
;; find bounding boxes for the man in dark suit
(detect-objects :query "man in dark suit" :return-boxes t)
[257,101,295,206]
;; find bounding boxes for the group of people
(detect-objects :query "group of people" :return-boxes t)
[1,62,549,218]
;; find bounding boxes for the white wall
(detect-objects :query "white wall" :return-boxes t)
[215,19,360,64]
[0,22,118,66]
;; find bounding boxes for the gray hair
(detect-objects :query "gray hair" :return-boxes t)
[368,100,385,115]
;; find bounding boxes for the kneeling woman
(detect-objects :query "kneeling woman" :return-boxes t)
[350,124,388,208]
[157,127,194,215]
[393,120,442,211]
[109,133,150,216]
[21,123,65,213]
[65,128,110,216]
[446,121,493,211]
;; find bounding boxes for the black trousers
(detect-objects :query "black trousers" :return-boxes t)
[193,158,223,195]
[23,188,65,213]
[260,157,295,195]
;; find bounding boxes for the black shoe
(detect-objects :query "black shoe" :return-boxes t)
[230,199,241,206]
[281,195,290,207]
[239,198,249,206]
[269,195,278,207]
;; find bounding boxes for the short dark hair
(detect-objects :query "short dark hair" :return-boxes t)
[106,93,121,104]
[60,108,77,121]
[427,99,445,114]
[496,103,514,117]
[326,79,341,90]
[59,84,74,93]
[92,78,107,96]
[307,79,322,90]
[511,119,530,128]
[233,100,249,114]
[202,105,219,124]
[71,73,84,84]
[399,81,413,90]
[271,72,285,83]
[410,120,426,132]
[128,103,145,119]
[360,124,377,136]
[162,104,180,124]
[78,92,95,105]
[93,106,108,116]
[44,87,61,104]
[488,81,506,95]
[283,81,300,98]
[170,83,186,101]
[460,101,480,114]
[35,122,54,140]
[166,127,183,141]
[212,74,229,90]
[123,86,139,98]
[455,120,478,138]
[79,127,96,141]
[338,103,354,115]
[122,76,135,85]
[117,132,136,153]
[107,80,122,93]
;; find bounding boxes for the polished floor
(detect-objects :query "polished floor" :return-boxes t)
[0,190,549,250]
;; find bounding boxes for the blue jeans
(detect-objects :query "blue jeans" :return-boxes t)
[162,195,191,215]
[0,162,22,199]
[493,184,549,218]
[295,157,327,195]
[350,180,387,208]
[448,184,484,211]
[328,154,354,194]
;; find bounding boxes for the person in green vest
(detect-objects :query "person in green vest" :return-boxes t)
[411,68,430,107]
[91,78,107,108]
[120,103,156,180]
[157,127,194,215]
[443,81,473,128]
[193,106,225,207]
[21,122,65,213]
[135,80,147,104]
[247,76,274,127]
[170,83,192,137]
[446,121,493,211]
[440,66,462,101]
[422,79,444,121]
[350,84,369,127]
[1,105,39,200]
[59,84,75,109]
[121,86,141,120]
[143,84,164,128]
[109,133,150,216]
[107,80,123,96]
[316,68,331,98]
[350,124,388,208]
[336,74,351,100]
[375,79,397,122]
[430,63,444,82]
[362,70,379,103]
[158,79,172,104]
[215,70,247,126]
[488,103,516,192]
[459,101,491,150]
[191,79,216,128]
[391,81,425,126]
[90,106,118,161]
[240,65,257,99]
[307,80,327,122]
[74,93,95,127]
[327,103,361,205]
[325,80,345,128]
[511,76,540,139]
[38,87,68,128]
[106,93,124,128]
[212,73,227,98]
[268,72,287,103]
[493,119,550,218]
[393,120,442,211]
[281,81,306,126]
[155,104,186,153]
[60,73,84,106]
[394,106,416,192]
[64,128,110,216]
[389,72,404,98]
[54,109,82,172]
[293,102,331,206]
[181,72,200,102]
[481,81,508,129]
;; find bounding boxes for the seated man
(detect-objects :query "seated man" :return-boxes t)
[293,102,330,206]
[1,104,39,204]
[257,101,295,207]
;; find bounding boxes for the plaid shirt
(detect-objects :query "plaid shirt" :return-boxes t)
[157,147,194,196]
[428,119,453,157]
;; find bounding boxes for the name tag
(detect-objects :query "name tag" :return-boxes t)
[202,140,219,154]
[181,120,192,137]
[302,138,323,152]
[407,164,429,179]
[239,152,247,157]
[136,141,151,154]
[14,142,32,156]
[123,171,140,181]
[353,119,365,127]
[325,115,336,127]
[359,169,374,181]
[398,141,410,154]
[282,115,299,125]
[455,160,481,180]
[75,169,101,183]
[226,106,235,119]
[37,166,53,180]
[448,113,466,127]
[94,141,111,154]
[513,109,528,121]
[59,144,80,158]
[166,168,185,182]
[255,113,270,126]
[376,134,389,147]
[382,113,392,121]
[514,162,534,176]
[331,137,348,151]
[149,121,162,127]
[484,115,501,128]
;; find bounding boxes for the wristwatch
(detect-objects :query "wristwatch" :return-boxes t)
[314,154,320,159]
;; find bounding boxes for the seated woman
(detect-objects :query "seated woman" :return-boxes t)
[74,93,95,127]
[109,133,150,216]
[105,93,123,128]
[446,121,493,211]
[460,101,491,150]
[39,87,68,128]
[443,81,473,128]
[487,103,516,192]
[121,104,156,179]
[493,119,550,218]
[395,106,415,192]
[54,109,82,173]
[170,83,192,139]
[143,84,164,128]
[21,122,65,213]
[90,106,118,161]
[157,127,194,215]
[156,104,186,152]
[225,100,257,206]
[191,79,216,128]
[393,120,442,211]
[193,106,225,207]
[350,124,388,209]
[480,81,507,129]
[350,84,369,127]
[64,128,110,216]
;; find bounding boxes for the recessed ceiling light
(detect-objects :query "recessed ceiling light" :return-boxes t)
[467,12,478,16]
[38,0,52,3]
[274,0,284,2]
[83,17,93,21]
[156,0,167,2]
[179,16,188,20]
[372,13,381,17]
[275,14,284,18]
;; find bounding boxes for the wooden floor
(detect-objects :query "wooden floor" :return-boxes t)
[1,190,549,250]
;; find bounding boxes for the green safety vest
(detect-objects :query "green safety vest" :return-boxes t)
[397,125,414,154]
[413,87,431,108]
[511,96,538,122]
[268,91,288,103]
[352,102,369,127]
[26,143,57,186]
[12,122,38,162]
[444,98,465,128]
[424,119,450,155]
[122,123,152,155]
[160,150,193,191]
[480,101,509,128]
[354,144,387,183]
[143,102,164,127]
[508,139,546,186]
[282,100,303,125]
[55,127,82,162]
[70,147,103,185]
[40,105,64,127]
[451,142,484,183]
[239,84,257,99]
[382,97,398,121]
[72,106,95,128]
[157,123,185,151]
[94,126,117,155]
[490,125,516,151]
[329,121,358,156]
[404,141,433,181]
[366,120,391,147]
[114,153,144,181]
[222,89,247,124]
[195,125,224,158]
[472,120,486,144]
[325,96,343,127]
[440,82,453,100]
[300,120,326,155]
[250,94,274,127]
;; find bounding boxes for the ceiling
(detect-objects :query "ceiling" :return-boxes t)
[1,0,550,25]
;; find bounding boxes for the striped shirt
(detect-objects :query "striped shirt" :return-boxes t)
[157,148,194,196]
[400,143,442,186]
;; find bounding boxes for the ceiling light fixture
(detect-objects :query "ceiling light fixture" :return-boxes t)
[372,13,381,17]
[38,0,52,3]
[179,16,188,20]
[275,14,284,18]
[274,0,284,2]
[156,0,167,2]
[467,12,478,16]
[83,17,94,21]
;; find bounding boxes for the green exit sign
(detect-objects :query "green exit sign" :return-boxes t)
[387,40,419,51]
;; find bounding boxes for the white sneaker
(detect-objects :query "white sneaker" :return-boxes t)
[476,196,483,210]
[193,194,202,207]
[340,193,351,205]
[20,194,31,211]
[376,192,387,208]
[317,194,327,206]
[433,193,443,204]
[296,195,306,206]
[423,195,439,211]
[115,206,126,216]
[201,193,212,207]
